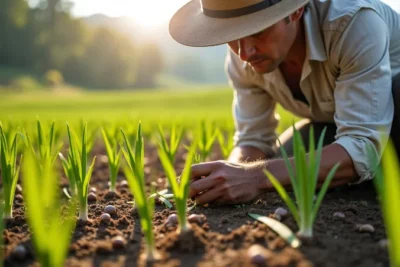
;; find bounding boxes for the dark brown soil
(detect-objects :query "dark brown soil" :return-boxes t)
[3,142,389,267]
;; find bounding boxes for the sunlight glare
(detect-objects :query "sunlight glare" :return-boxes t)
[127,1,187,28]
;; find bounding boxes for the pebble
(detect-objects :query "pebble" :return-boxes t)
[100,213,111,224]
[357,224,375,233]
[188,214,204,225]
[271,213,282,221]
[333,212,346,219]
[99,155,108,164]
[247,244,271,266]
[104,205,116,215]
[112,236,126,249]
[378,239,388,249]
[274,207,288,218]
[119,180,129,188]
[88,192,97,202]
[89,187,97,194]
[13,245,27,261]
[166,214,178,227]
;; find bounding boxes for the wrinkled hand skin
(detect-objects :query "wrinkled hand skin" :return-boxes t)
[188,160,266,205]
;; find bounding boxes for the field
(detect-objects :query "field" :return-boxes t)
[0,88,393,267]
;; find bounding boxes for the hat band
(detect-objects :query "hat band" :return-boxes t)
[202,0,282,18]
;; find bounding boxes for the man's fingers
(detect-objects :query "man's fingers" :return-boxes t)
[194,187,221,205]
[189,176,217,198]
[191,161,221,179]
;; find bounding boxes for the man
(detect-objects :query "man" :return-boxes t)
[169,0,400,204]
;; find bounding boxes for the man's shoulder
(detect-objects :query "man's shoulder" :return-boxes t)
[312,0,389,31]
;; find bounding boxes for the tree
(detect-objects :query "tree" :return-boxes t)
[134,42,164,88]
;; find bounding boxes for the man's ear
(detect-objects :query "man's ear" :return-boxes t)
[290,7,305,22]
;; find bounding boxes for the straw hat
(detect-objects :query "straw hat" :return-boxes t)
[169,0,309,47]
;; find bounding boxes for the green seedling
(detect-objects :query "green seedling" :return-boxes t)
[0,125,22,219]
[22,149,76,267]
[217,128,234,159]
[101,127,122,192]
[369,140,400,267]
[157,124,184,165]
[121,122,159,262]
[25,120,62,168]
[61,123,96,221]
[264,126,340,238]
[197,120,218,162]
[158,141,197,234]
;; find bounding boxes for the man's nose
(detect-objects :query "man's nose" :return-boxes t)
[238,38,256,62]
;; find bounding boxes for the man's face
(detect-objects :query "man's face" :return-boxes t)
[227,18,297,74]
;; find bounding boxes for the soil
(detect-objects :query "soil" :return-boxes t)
[2,141,389,267]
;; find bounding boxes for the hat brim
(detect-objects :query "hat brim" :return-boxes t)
[169,0,310,47]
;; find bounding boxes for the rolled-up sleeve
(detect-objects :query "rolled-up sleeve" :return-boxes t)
[331,9,393,184]
[225,49,279,157]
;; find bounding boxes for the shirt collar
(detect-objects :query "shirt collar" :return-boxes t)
[303,0,327,62]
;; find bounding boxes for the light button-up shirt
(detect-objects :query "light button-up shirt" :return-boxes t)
[226,0,400,184]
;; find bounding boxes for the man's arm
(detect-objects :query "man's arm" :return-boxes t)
[189,143,357,205]
[262,143,357,190]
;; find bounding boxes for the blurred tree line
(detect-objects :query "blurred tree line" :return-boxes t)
[0,0,163,89]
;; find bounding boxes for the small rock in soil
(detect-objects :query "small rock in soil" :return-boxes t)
[99,155,108,164]
[247,244,272,267]
[188,214,205,225]
[271,213,282,221]
[119,180,129,188]
[100,213,112,224]
[15,194,23,201]
[333,212,346,219]
[166,213,178,227]
[112,236,126,249]
[88,192,97,202]
[104,205,116,215]
[274,207,288,218]
[13,245,27,261]
[378,239,388,249]
[357,224,375,233]
[89,187,97,194]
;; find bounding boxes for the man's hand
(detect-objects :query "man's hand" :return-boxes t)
[189,160,267,205]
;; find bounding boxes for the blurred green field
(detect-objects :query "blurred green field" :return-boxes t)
[0,87,298,133]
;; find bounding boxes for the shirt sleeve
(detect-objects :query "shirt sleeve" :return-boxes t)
[330,9,393,184]
[225,48,279,157]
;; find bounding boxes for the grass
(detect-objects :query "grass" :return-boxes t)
[0,88,298,133]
